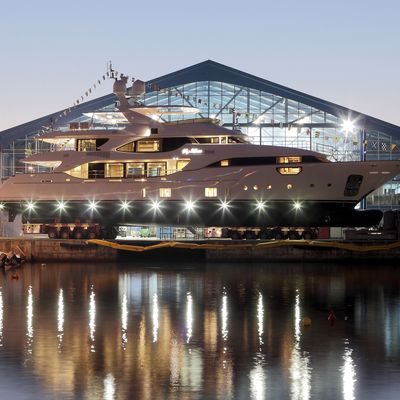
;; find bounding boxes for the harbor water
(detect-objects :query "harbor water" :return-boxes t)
[0,261,399,399]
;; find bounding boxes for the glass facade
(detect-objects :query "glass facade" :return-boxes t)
[140,80,400,208]
[1,75,399,209]
[142,81,398,160]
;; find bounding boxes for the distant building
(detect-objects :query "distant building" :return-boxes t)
[1,60,399,209]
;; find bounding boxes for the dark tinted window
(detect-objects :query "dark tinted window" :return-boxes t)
[88,163,105,179]
[96,138,108,148]
[207,155,322,167]
[163,137,192,152]
[344,174,363,196]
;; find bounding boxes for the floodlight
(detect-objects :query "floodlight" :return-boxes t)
[56,201,66,211]
[88,200,98,211]
[342,119,355,134]
[184,200,196,212]
[120,201,130,211]
[293,201,302,210]
[26,201,35,211]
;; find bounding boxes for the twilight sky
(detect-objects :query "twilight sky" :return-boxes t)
[0,0,399,131]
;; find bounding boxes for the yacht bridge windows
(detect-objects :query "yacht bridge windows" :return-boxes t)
[116,136,244,154]
[76,138,108,151]
[117,138,187,153]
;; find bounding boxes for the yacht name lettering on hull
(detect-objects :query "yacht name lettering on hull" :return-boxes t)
[181,148,203,155]
[181,148,214,155]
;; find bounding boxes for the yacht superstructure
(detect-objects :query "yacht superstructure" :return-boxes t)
[1,76,399,232]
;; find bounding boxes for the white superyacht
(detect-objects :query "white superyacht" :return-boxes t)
[0,75,399,234]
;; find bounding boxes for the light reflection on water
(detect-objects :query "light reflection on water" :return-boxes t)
[121,292,128,349]
[0,262,399,399]
[221,290,228,342]
[290,291,312,400]
[186,292,193,343]
[152,293,159,343]
[342,341,356,400]
[57,288,64,349]
[25,285,33,359]
[250,353,267,400]
[103,373,115,400]
[257,291,264,347]
[89,286,96,353]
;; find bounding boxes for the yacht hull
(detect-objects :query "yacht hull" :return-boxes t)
[7,200,382,227]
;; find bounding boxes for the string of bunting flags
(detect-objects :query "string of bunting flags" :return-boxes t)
[43,69,400,154]
[50,64,127,126]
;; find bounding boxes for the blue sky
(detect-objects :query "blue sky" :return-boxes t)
[1,0,399,131]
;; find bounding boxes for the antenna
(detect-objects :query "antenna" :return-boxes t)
[109,60,115,78]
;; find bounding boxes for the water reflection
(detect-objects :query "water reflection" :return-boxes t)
[221,289,228,342]
[103,373,115,400]
[26,285,34,357]
[169,338,180,387]
[250,354,267,400]
[57,288,64,348]
[250,292,267,400]
[290,290,312,400]
[152,293,159,343]
[186,292,193,344]
[0,263,399,399]
[121,292,128,349]
[89,286,96,352]
[341,340,357,400]
[294,290,301,341]
[257,292,264,347]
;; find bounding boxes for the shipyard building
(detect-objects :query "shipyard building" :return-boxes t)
[1,60,400,210]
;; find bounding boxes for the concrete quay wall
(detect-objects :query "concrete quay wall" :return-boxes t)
[0,238,117,262]
[1,238,399,263]
[205,244,400,262]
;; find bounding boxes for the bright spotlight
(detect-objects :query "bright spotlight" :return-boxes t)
[56,201,66,211]
[88,200,98,211]
[219,200,230,211]
[26,201,35,211]
[184,200,196,212]
[342,119,355,134]
[0,203,4,210]
[150,200,161,212]
[293,201,302,211]
[255,200,266,211]
[120,201,130,211]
